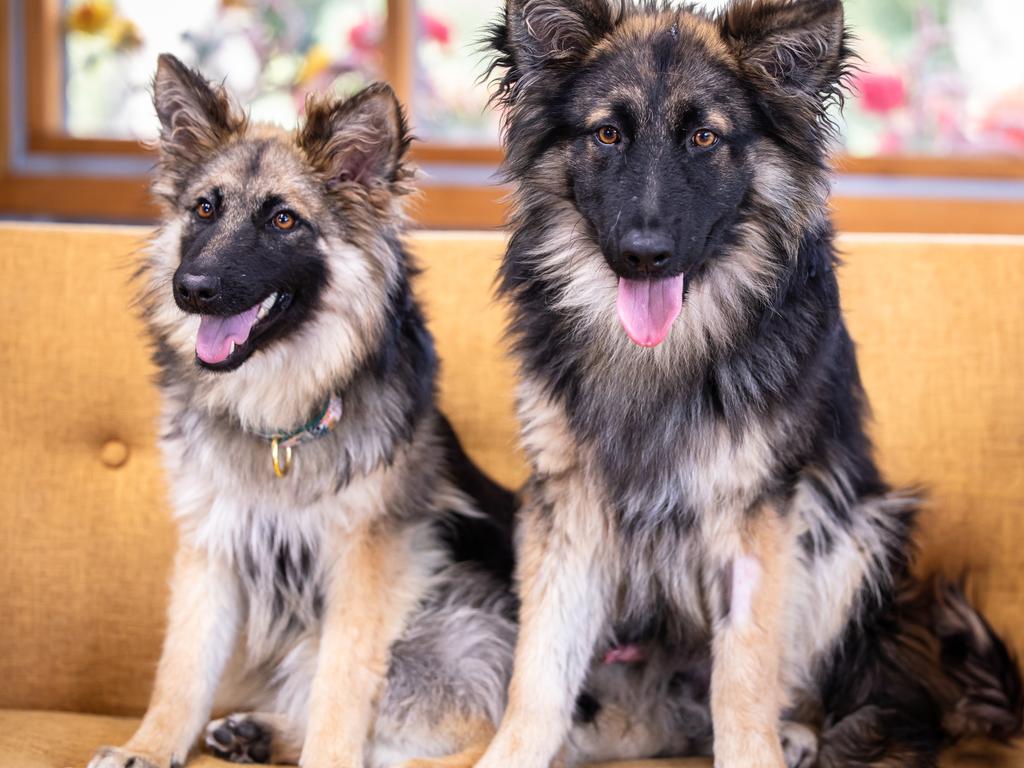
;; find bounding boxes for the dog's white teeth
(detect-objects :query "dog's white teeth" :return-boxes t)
[229,341,236,355]
[257,292,277,321]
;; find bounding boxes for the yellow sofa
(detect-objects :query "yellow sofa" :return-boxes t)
[1,223,1022,767]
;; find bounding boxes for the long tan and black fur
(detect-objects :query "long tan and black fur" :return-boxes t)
[471,1,1024,767]
[87,54,523,768]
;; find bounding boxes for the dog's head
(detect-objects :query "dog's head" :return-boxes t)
[490,0,851,349]
[145,54,412,427]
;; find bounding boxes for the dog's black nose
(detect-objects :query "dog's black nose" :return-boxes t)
[175,272,221,311]
[620,230,673,276]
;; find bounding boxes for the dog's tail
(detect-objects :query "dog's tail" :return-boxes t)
[435,413,518,584]
[817,576,1023,767]
[927,577,1023,742]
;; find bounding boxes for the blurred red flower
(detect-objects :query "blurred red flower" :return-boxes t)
[855,73,907,114]
[421,12,451,46]
[348,19,379,54]
[982,91,1024,150]
[348,12,450,55]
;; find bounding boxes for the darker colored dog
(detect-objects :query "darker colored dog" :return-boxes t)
[474,1,1024,767]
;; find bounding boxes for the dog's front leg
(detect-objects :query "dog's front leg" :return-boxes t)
[301,522,425,768]
[90,544,241,768]
[708,504,794,768]
[475,476,615,768]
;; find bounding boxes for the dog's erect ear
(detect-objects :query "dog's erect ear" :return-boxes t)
[299,83,410,190]
[721,0,848,103]
[502,0,615,72]
[152,53,242,159]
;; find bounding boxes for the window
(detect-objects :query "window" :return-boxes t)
[694,0,1024,171]
[63,1,386,141]
[2,0,1022,231]
[60,0,504,147]
[845,0,1024,159]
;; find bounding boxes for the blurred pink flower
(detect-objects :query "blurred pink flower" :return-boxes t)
[348,19,380,54]
[421,12,451,46]
[878,130,904,154]
[982,91,1024,150]
[855,73,907,115]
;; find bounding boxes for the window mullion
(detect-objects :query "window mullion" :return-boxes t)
[384,0,416,113]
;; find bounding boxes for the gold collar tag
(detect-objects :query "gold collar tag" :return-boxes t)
[271,438,294,478]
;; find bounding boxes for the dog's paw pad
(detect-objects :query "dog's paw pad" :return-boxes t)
[205,714,273,763]
[780,722,818,768]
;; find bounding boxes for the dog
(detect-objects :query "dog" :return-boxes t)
[466,1,1024,767]
[88,54,525,768]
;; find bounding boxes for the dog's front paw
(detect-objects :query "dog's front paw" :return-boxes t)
[780,722,818,768]
[88,746,169,768]
[713,731,787,768]
[205,714,273,763]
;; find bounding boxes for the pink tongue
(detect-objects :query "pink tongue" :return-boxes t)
[195,305,261,364]
[616,275,685,347]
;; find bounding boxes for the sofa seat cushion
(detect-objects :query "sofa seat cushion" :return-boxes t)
[0,710,1020,768]
[0,710,277,768]
[0,709,708,767]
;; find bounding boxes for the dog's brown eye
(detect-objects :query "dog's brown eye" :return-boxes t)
[195,199,214,219]
[693,129,719,149]
[596,126,621,145]
[273,211,297,231]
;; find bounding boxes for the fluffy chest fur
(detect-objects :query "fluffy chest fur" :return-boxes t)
[157,395,448,663]
[514,230,885,646]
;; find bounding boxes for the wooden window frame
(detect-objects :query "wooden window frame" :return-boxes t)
[2,0,1023,231]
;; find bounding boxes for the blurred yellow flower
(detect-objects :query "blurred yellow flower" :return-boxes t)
[65,0,114,35]
[106,16,143,51]
[221,0,249,8]
[296,45,331,85]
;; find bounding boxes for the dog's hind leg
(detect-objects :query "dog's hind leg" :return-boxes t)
[394,748,487,768]
[815,706,941,768]
[371,567,516,768]
[813,576,1023,767]
[707,502,795,768]
[205,712,302,764]
[391,736,490,768]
